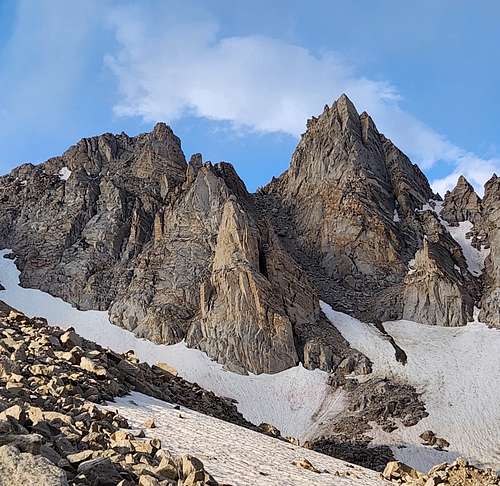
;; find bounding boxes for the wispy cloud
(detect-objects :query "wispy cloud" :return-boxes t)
[105,2,498,195]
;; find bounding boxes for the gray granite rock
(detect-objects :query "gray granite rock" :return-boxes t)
[0,445,68,486]
[0,94,497,379]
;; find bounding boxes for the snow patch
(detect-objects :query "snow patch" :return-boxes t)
[407,258,416,275]
[321,301,500,473]
[58,167,72,181]
[104,392,387,486]
[3,245,498,474]
[393,209,400,223]
[444,221,489,276]
[0,249,333,439]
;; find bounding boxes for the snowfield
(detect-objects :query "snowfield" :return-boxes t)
[321,302,500,473]
[103,392,388,486]
[1,249,499,475]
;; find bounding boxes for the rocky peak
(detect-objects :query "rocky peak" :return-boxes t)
[333,93,363,134]
[1,96,498,387]
[282,94,435,215]
[258,95,479,328]
[483,173,499,207]
[286,94,388,191]
[441,175,482,224]
[402,235,475,327]
[152,121,174,140]
[57,124,187,185]
[262,96,432,303]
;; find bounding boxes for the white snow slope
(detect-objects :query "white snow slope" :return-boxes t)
[0,249,336,439]
[321,302,500,473]
[104,392,388,486]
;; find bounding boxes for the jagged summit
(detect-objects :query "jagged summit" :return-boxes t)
[455,174,474,190]
[1,96,500,483]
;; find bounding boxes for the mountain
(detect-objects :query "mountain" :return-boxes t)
[259,94,487,327]
[0,94,499,481]
[0,122,358,375]
[1,95,497,378]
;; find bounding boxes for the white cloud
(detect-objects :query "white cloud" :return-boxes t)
[105,5,399,136]
[104,3,499,196]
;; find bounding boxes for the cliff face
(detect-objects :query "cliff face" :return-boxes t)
[0,123,187,311]
[0,95,498,376]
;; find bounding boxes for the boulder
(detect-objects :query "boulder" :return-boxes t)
[0,445,68,486]
[77,457,121,485]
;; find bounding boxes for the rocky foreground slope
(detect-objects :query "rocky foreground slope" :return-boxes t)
[0,95,498,379]
[0,302,391,485]
[0,302,256,484]
[0,304,497,485]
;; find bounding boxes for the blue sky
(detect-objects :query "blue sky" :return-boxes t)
[0,0,499,195]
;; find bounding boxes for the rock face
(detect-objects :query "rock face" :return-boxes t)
[259,95,483,327]
[0,94,498,378]
[266,96,431,285]
[402,238,474,326]
[192,197,299,374]
[0,123,187,311]
[479,175,500,326]
[0,127,350,375]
